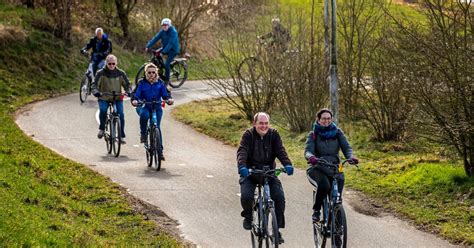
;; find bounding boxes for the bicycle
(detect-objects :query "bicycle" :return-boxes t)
[79,50,94,103]
[135,48,189,89]
[101,91,127,157]
[248,166,287,248]
[309,158,357,248]
[136,98,170,171]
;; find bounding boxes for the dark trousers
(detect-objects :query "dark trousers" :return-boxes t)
[240,175,286,228]
[163,52,177,82]
[307,168,345,211]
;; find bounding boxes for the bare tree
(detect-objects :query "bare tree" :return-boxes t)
[390,0,473,176]
[114,0,137,38]
[44,0,73,42]
[337,0,385,118]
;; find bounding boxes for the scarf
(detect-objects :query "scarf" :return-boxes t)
[313,122,338,140]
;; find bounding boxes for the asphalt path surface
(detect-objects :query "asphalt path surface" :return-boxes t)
[16,80,455,247]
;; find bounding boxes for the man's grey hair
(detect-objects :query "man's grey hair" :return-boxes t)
[95,27,103,35]
[253,112,270,124]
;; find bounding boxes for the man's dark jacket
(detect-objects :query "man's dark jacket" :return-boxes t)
[237,127,291,170]
[82,34,112,62]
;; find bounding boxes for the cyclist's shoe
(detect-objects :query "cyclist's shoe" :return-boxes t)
[140,134,146,143]
[243,217,252,230]
[97,129,104,139]
[159,152,165,161]
[312,210,321,223]
[278,231,285,244]
[120,138,126,144]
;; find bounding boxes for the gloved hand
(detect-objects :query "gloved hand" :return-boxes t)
[93,91,102,98]
[308,156,318,165]
[80,49,87,55]
[349,157,359,164]
[284,165,294,176]
[238,166,249,177]
[126,91,132,97]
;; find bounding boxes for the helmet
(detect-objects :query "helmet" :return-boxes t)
[161,18,172,26]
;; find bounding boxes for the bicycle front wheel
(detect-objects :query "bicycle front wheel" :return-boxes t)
[134,64,146,87]
[332,205,347,248]
[265,207,279,248]
[169,61,188,88]
[146,128,153,167]
[153,126,162,171]
[79,75,89,103]
[112,117,121,157]
[105,118,113,154]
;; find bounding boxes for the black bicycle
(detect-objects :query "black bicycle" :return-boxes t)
[309,159,357,248]
[137,99,169,171]
[102,91,126,157]
[135,48,189,88]
[79,50,94,103]
[248,166,287,248]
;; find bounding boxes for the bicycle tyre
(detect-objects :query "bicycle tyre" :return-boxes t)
[146,128,153,167]
[112,117,121,157]
[265,207,279,248]
[134,64,146,87]
[79,75,89,103]
[105,117,113,154]
[251,199,264,248]
[332,205,347,248]
[238,56,263,83]
[154,126,162,171]
[314,199,328,248]
[168,61,188,88]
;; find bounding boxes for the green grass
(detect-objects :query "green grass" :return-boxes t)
[172,98,474,245]
[0,3,181,246]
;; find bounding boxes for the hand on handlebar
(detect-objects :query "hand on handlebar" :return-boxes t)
[284,165,294,176]
[239,166,249,177]
[348,157,359,165]
[165,99,174,105]
[93,91,102,97]
[308,156,318,166]
[132,100,138,107]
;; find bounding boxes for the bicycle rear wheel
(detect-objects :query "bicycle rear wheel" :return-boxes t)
[168,61,188,88]
[332,205,347,248]
[79,75,89,103]
[134,64,145,87]
[265,207,279,248]
[105,118,113,154]
[153,126,162,171]
[314,200,328,248]
[112,117,122,157]
[238,56,263,83]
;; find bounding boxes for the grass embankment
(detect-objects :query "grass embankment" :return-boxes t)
[172,98,474,245]
[0,3,181,246]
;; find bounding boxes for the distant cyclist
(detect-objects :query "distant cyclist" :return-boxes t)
[81,27,112,76]
[304,108,358,222]
[91,54,131,144]
[259,18,291,52]
[132,63,174,159]
[145,18,180,86]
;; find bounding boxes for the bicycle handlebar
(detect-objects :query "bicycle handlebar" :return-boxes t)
[309,158,359,168]
[248,167,287,177]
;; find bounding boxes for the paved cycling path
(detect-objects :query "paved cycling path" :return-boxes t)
[16,80,455,247]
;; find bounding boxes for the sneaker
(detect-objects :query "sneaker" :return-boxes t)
[120,138,126,144]
[278,231,285,244]
[140,134,146,143]
[243,218,252,230]
[97,129,104,139]
[159,152,165,161]
[312,210,321,223]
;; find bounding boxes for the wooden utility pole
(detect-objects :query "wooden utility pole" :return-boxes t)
[324,0,339,123]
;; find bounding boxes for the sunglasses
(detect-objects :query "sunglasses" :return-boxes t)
[147,71,157,74]
[107,63,116,66]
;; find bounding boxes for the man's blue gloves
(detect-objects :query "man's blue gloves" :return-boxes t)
[284,165,294,176]
[239,166,249,177]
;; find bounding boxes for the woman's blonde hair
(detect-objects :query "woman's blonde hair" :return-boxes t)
[144,63,158,72]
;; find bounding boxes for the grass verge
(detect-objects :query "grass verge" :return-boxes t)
[172,98,473,245]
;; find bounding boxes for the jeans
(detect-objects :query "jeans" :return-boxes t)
[240,175,286,228]
[92,59,105,76]
[307,168,345,211]
[164,52,177,82]
[139,107,163,148]
[98,100,125,138]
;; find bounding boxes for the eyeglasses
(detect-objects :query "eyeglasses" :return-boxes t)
[320,117,332,121]
[147,71,156,74]
[107,63,116,66]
